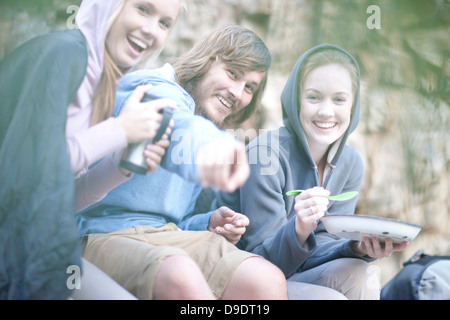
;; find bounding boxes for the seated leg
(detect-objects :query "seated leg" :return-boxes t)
[221,257,288,300]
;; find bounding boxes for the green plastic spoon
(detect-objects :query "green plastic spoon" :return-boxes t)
[286,190,359,201]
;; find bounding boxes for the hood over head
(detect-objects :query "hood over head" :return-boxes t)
[280,44,361,167]
[71,0,124,111]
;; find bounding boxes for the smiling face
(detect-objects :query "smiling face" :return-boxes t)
[299,63,354,151]
[190,58,266,129]
[106,0,181,69]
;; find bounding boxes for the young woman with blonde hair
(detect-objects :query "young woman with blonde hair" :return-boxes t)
[218,44,409,299]
[0,0,184,299]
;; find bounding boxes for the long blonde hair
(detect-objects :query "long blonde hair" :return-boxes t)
[90,49,123,126]
[90,1,126,126]
[90,0,187,126]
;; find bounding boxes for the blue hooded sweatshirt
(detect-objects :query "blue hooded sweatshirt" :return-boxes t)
[76,66,236,235]
[217,44,373,278]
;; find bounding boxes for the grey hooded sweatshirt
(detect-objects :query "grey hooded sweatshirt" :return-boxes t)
[217,44,373,278]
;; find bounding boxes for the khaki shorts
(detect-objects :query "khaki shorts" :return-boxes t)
[82,223,257,299]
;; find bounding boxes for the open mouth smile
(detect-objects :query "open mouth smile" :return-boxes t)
[313,121,337,129]
[127,35,149,53]
[217,95,232,109]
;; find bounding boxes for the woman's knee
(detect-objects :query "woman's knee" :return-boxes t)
[286,280,347,300]
[330,258,380,300]
[333,258,379,283]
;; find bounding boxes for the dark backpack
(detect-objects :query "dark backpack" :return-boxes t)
[381,250,450,300]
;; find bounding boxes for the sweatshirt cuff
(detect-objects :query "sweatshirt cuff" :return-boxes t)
[287,217,316,257]
[178,211,212,231]
[341,240,377,262]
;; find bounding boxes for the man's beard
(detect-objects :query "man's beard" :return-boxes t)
[194,104,226,130]
[186,81,226,129]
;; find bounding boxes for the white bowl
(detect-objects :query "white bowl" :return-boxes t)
[321,215,422,243]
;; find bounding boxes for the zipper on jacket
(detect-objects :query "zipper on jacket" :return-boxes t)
[323,164,336,189]
[313,165,320,186]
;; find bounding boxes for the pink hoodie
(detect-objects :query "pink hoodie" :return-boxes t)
[66,0,131,212]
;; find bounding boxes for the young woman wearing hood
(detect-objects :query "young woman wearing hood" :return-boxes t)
[0,0,182,299]
[217,44,408,299]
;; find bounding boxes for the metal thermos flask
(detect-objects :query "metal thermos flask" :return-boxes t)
[119,93,173,175]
